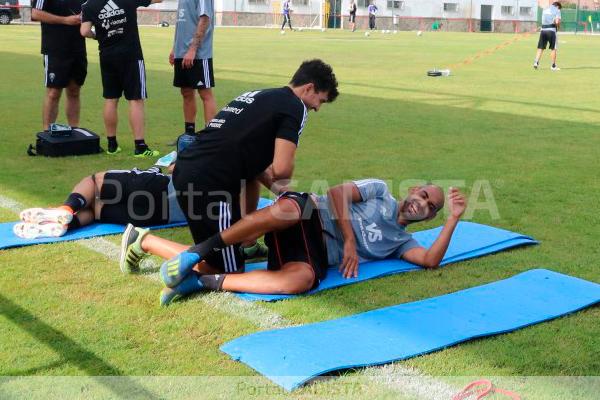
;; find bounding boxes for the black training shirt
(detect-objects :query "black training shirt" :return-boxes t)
[32,0,86,55]
[81,0,150,59]
[177,87,308,189]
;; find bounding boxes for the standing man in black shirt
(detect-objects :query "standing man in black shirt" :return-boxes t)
[31,0,87,131]
[80,0,161,157]
[157,59,338,286]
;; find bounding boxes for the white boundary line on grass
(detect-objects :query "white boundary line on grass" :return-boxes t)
[0,194,291,330]
[0,193,456,399]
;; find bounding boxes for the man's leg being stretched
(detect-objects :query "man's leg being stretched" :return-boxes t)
[140,233,220,274]
[221,262,313,294]
[167,197,303,280]
[160,262,315,306]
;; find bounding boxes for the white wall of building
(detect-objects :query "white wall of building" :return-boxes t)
[336,0,537,21]
[212,0,538,22]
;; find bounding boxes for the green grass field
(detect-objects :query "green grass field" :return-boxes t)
[0,26,599,399]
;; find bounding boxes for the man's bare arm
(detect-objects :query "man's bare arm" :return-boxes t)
[327,182,362,278]
[258,166,290,194]
[182,15,209,68]
[402,188,466,268]
[271,138,296,181]
[32,9,81,25]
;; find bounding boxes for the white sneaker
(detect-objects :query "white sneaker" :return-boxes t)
[19,207,73,225]
[533,61,539,69]
[13,222,68,239]
[551,65,560,71]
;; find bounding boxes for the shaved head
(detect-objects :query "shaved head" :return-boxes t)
[398,184,445,224]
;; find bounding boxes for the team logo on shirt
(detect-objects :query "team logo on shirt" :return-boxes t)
[99,0,125,20]
[366,223,382,242]
[235,91,261,104]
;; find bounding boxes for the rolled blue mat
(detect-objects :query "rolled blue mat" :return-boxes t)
[222,269,600,391]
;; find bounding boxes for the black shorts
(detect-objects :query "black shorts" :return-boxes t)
[43,53,87,88]
[538,30,557,50]
[173,58,214,89]
[265,192,328,288]
[100,57,147,100]
[349,14,356,23]
[172,166,243,273]
[99,168,170,226]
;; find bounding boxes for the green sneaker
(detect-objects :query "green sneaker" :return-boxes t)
[242,241,269,261]
[106,146,122,155]
[133,147,160,158]
[119,224,150,273]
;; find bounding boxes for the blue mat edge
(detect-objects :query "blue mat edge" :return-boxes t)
[0,221,187,251]
[235,237,539,302]
[0,197,275,250]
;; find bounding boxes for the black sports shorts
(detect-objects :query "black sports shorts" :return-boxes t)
[100,56,147,100]
[43,53,87,88]
[538,30,557,50]
[172,166,243,274]
[99,168,170,226]
[173,58,214,89]
[265,192,328,288]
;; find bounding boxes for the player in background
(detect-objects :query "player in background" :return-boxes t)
[534,1,562,71]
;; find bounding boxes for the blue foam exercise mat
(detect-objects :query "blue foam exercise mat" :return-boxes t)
[0,198,274,250]
[222,269,600,391]
[237,222,538,301]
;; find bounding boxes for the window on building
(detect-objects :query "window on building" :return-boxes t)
[296,0,309,5]
[358,0,370,8]
[501,6,514,16]
[443,3,458,12]
[248,0,267,4]
[520,7,533,16]
[387,0,403,9]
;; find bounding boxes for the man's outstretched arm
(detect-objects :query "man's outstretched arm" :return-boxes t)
[401,188,467,268]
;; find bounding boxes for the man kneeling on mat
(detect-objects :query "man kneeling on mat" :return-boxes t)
[121,179,467,306]
[14,166,185,239]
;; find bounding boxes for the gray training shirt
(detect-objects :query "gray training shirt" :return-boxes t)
[315,179,420,266]
[173,0,214,60]
[541,5,561,32]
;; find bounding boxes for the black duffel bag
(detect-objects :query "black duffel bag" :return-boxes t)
[28,127,102,157]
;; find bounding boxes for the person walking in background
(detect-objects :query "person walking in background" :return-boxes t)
[368,1,378,31]
[534,1,562,71]
[348,0,357,32]
[281,0,293,31]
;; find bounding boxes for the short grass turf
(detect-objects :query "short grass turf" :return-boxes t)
[0,26,599,398]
